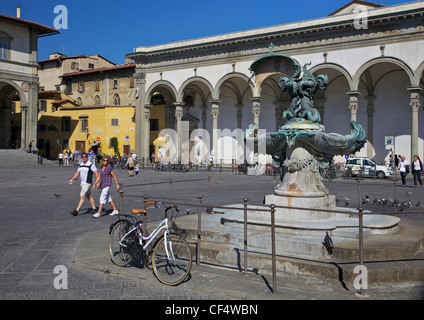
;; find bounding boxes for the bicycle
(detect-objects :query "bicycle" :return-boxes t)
[108,202,192,286]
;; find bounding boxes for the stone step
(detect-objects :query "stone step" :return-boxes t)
[187,239,424,283]
[0,149,56,166]
[163,213,424,283]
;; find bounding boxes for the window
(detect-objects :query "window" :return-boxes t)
[65,80,72,94]
[129,77,134,88]
[150,119,159,131]
[95,81,100,91]
[88,63,94,69]
[63,139,69,150]
[94,95,101,104]
[0,40,9,60]
[39,100,47,112]
[62,117,70,132]
[113,79,118,89]
[111,118,119,126]
[113,93,120,106]
[78,83,85,93]
[38,124,46,132]
[76,97,82,105]
[71,62,78,70]
[79,116,88,132]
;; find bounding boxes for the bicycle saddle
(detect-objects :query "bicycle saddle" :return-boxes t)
[131,209,146,215]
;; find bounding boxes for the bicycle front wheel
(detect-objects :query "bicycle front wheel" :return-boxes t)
[152,234,192,286]
[109,220,135,266]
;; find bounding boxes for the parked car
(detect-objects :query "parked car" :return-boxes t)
[345,157,393,178]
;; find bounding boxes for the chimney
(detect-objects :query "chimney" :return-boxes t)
[17,7,21,19]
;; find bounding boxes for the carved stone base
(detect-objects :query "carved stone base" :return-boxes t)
[275,145,328,197]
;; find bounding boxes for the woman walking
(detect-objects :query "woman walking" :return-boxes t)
[412,155,423,187]
[126,153,135,177]
[93,157,120,218]
[398,156,410,187]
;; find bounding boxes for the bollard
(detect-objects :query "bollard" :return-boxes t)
[197,195,203,266]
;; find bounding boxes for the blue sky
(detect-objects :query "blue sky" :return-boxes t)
[2,0,412,65]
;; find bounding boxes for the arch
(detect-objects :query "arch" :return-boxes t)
[310,63,353,91]
[414,61,424,87]
[177,76,213,103]
[0,78,27,106]
[145,80,177,105]
[213,72,253,101]
[352,57,414,91]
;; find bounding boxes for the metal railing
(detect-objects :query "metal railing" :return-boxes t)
[117,176,424,296]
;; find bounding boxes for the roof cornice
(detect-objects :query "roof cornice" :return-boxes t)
[127,1,424,60]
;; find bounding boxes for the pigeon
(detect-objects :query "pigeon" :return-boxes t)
[416,201,420,207]
[407,191,413,195]
[344,201,349,207]
[54,193,61,198]
[323,232,334,255]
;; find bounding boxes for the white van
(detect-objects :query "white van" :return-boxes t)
[345,157,393,178]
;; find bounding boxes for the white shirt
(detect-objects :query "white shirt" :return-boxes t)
[78,161,97,184]
[398,160,409,173]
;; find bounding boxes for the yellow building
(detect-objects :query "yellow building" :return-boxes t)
[12,88,165,160]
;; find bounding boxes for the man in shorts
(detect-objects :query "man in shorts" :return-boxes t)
[68,152,99,216]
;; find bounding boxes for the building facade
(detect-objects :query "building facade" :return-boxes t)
[127,1,424,165]
[0,11,58,150]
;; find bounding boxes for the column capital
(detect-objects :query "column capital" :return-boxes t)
[250,97,263,106]
[208,99,221,106]
[134,72,146,84]
[407,86,423,94]
[346,90,361,97]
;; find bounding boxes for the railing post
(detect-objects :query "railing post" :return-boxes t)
[197,195,203,266]
[357,207,367,297]
[243,198,248,275]
[270,204,277,294]
[393,182,397,212]
[143,195,148,227]
[118,189,124,218]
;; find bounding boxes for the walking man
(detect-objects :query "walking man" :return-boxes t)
[68,152,99,216]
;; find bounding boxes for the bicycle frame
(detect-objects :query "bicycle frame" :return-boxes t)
[119,217,173,259]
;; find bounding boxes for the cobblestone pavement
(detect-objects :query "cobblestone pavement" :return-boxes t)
[0,159,423,303]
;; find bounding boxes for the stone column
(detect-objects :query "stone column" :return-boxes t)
[144,104,151,163]
[174,102,184,162]
[134,71,146,158]
[347,91,361,124]
[366,96,375,158]
[20,105,28,150]
[27,80,39,153]
[408,86,423,159]
[209,99,220,163]
[250,97,262,127]
[235,103,243,129]
[200,105,208,130]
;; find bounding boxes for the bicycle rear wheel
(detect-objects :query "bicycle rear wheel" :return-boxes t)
[152,234,192,286]
[109,220,135,266]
